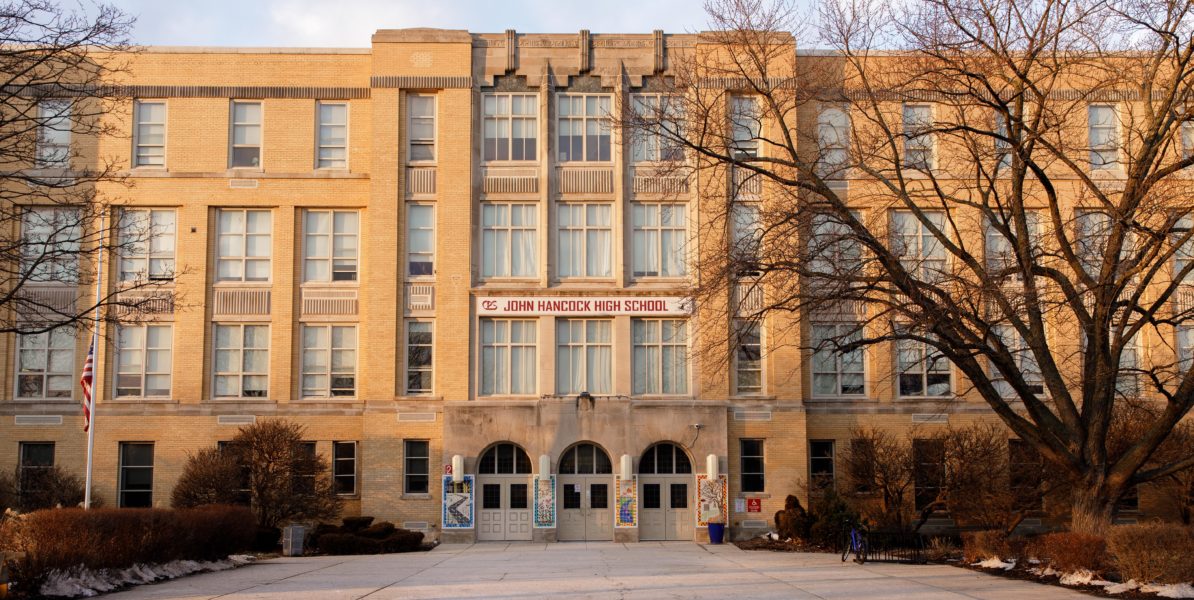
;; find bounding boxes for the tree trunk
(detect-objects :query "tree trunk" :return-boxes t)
[1070,486,1116,536]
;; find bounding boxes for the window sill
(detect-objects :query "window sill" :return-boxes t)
[226,167,264,175]
[402,493,433,500]
[13,397,76,404]
[482,160,540,167]
[212,281,272,287]
[108,397,176,404]
[297,397,360,403]
[556,162,614,167]
[737,492,771,499]
[407,162,437,168]
[208,397,272,402]
[808,396,874,402]
[300,281,360,288]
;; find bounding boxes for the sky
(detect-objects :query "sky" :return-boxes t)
[104,0,717,48]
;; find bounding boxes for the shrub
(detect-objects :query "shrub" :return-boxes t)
[773,495,810,541]
[252,526,281,552]
[317,533,382,555]
[1033,532,1107,573]
[341,516,374,532]
[0,466,90,513]
[925,536,961,562]
[381,529,424,553]
[806,489,860,548]
[171,448,245,509]
[313,522,424,555]
[1106,523,1194,584]
[962,530,1012,562]
[359,521,396,539]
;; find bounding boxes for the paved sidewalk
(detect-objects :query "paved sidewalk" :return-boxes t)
[101,542,1088,599]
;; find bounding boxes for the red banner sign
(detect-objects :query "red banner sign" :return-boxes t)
[476,296,692,316]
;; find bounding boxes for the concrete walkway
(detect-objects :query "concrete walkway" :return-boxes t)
[101,542,1089,599]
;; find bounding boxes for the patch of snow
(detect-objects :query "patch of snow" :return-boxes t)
[1106,580,1140,594]
[1029,567,1059,577]
[764,532,780,541]
[1027,558,1042,564]
[1057,570,1116,587]
[974,557,1016,571]
[1143,583,1194,599]
[40,556,248,598]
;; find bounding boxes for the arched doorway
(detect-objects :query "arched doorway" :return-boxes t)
[557,442,614,541]
[476,442,533,541]
[638,442,695,540]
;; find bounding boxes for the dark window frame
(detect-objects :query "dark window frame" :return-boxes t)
[404,439,430,494]
[740,438,765,493]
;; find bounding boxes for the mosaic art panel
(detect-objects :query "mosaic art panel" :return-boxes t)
[696,474,728,526]
[615,475,637,528]
[533,474,556,528]
[442,474,474,529]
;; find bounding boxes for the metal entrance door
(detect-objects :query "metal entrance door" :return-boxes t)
[639,477,694,540]
[558,475,613,541]
[477,477,533,541]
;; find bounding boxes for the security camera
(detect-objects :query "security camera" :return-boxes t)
[692,423,703,430]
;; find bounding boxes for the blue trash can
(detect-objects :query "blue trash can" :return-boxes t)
[708,522,726,544]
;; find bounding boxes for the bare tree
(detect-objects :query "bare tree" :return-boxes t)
[628,0,1194,533]
[0,1,171,339]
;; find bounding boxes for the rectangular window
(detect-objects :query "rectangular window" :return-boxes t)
[556,319,612,394]
[406,320,433,395]
[481,203,538,278]
[730,96,760,159]
[18,442,54,503]
[133,100,166,167]
[632,319,688,395]
[480,319,537,395]
[316,102,348,169]
[1075,209,1134,278]
[304,210,358,282]
[730,202,762,273]
[1183,122,1194,162]
[903,104,934,170]
[408,94,435,162]
[808,212,862,277]
[118,442,154,508]
[230,101,262,168]
[984,211,1040,280]
[482,93,538,161]
[740,439,765,493]
[332,441,357,495]
[1178,325,1194,372]
[1173,215,1194,282]
[990,324,1044,398]
[897,331,952,397]
[216,209,271,282]
[37,99,71,168]
[1009,439,1043,511]
[809,440,835,493]
[557,94,612,162]
[115,324,172,397]
[630,94,683,162]
[213,324,269,398]
[557,203,612,278]
[118,208,176,282]
[1089,104,1120,170]
[811,323,865,397]
[892,210,947,282]
[22,207,80,283]
[817,107,849,176]
[301,324,356,398]
[994,112,1012,172]
[404,440,430,494]
[631,203,687,278]
[407,205,435,277]
[913,438,945,511]
[15,330,74,400]
[735,319,762,395]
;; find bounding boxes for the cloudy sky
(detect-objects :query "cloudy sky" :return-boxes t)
[106,0,717,47]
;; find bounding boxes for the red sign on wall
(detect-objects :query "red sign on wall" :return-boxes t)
[746,498,762,513]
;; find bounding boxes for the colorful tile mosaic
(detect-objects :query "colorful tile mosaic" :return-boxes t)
[696,474,728,526]
[442,474,474,529]
[615,475,637,528]
[533,474,556,528]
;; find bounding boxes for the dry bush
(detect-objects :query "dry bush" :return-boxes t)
[1032,532,1108,573]
[1106,523,1194,584]
[171,447,245,509]
[962,530,1012,562]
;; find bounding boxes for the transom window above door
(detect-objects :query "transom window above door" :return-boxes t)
[478,442,532,474]
[639,442,692,475]
[558,442,612,475]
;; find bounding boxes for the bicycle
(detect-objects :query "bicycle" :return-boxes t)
[841,526,868,564]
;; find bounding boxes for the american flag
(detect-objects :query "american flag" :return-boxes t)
[80,339,94,432]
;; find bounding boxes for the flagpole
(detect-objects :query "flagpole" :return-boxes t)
[84,212,105,510]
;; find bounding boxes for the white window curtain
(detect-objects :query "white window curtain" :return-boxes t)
[482,204,538,278]
[556,319,611,394]
[633,319,688,395]
[558,204,611,278]
[481,319,536,395]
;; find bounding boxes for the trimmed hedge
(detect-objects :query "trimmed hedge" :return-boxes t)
[1106,523,1194,584]
[312,518,424,555]
[1032,532,1108,573]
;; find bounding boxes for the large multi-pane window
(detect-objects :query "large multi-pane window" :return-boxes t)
[216,209,271,282]
[403,440,430,494]
[1075,209,1134,278]
[15,330,74,400]
[817,107,849,176]
[630,94,683,162]
[1088,104,1120,170]
[480,319,537,396]
[408,94,435,162]
[631,203,687,278]
[118,209,176,282]
[731,202,762,273]
[808,212,862,276]
[406,205,434,277]
[811,323,865,397]
[632,319,688,395]
[230,101,262,168]
[18,442,54,501]
[316,102,348,169]
[332,441,357,495]
[984,211,1040,280]
[304,210,358,282]
[213,324,269,398]
[913,438,945,511]
[892,210,948,282]
[809,440,835,493]
[37,99,71,168]
[730,96,760,159]
[301,324,356,398]
[897,332,952,397]
[735,319,762,395]
[133,100,166,167]
[990,324,1044,398]
[557,94,611,162]
[115,324,172,397]
[1173,214,1194,282]
[118,442,154,508]
[481,203,538,278]
[1178,325,1194,371]
[739,439,765,492]
[556,319,612,394]
[902,104,934,170]
[22,207,80,283]
[557,203,612,278]
[482,93,537,161]
[405,320,433,395]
